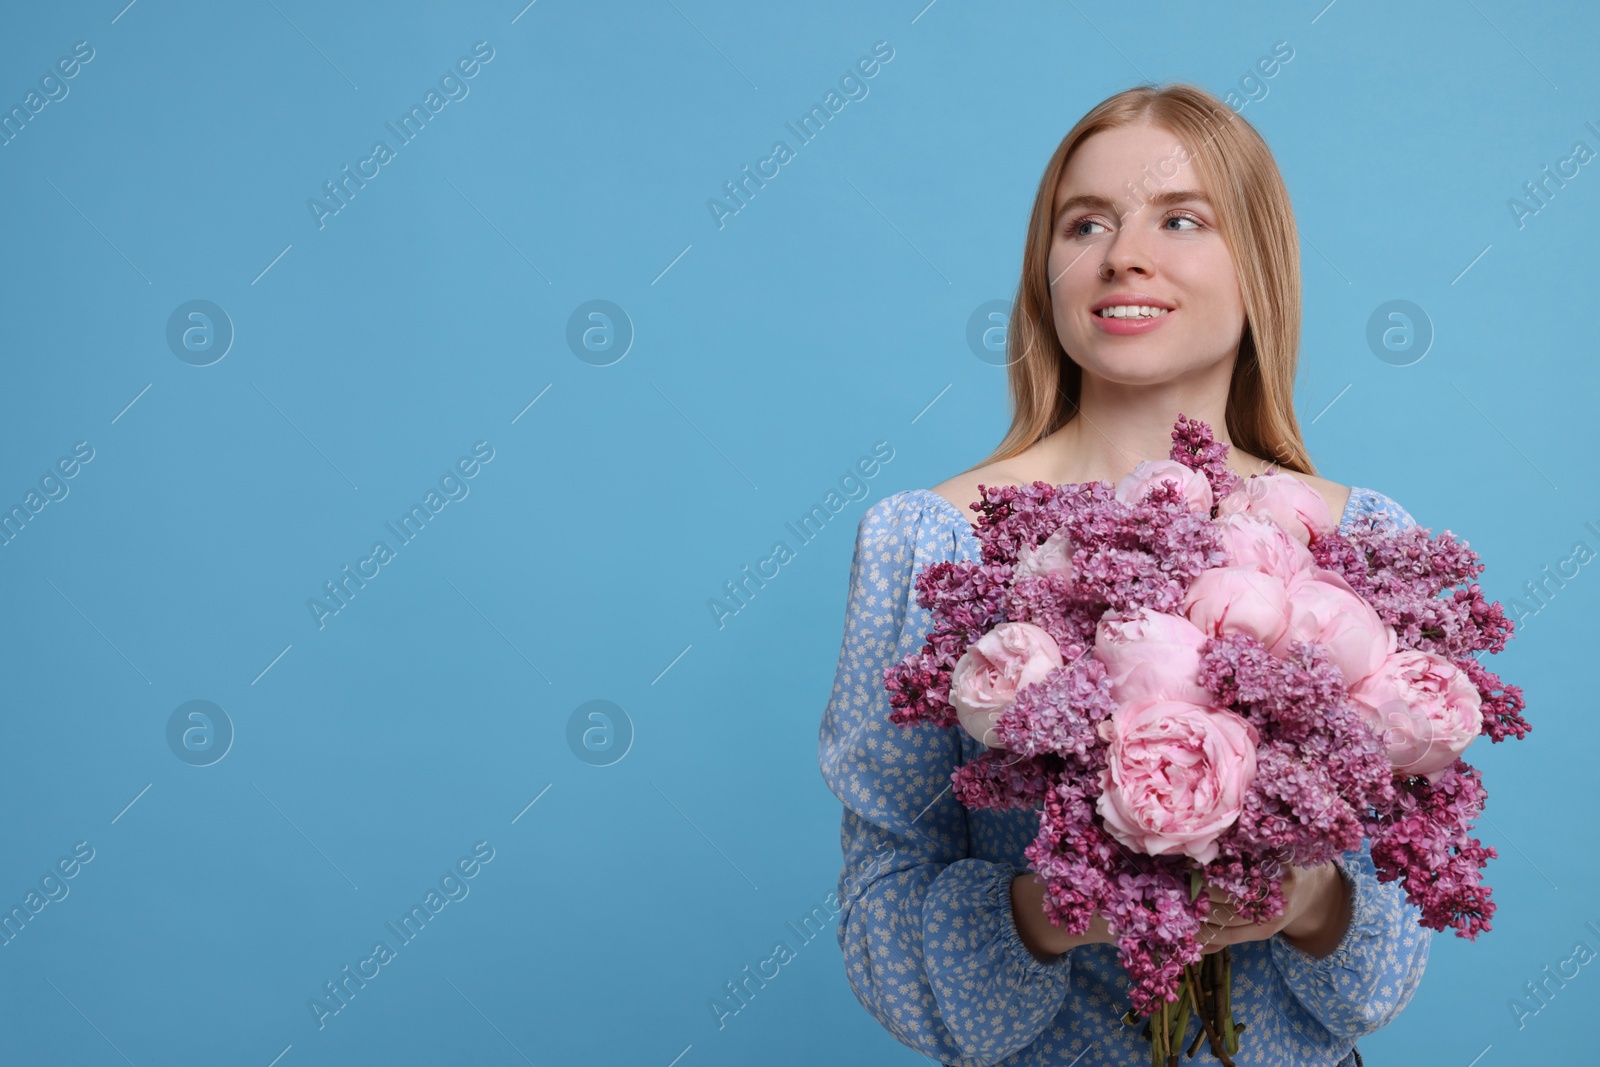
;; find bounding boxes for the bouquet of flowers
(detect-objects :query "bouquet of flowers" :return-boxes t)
[884,416,1528,1066]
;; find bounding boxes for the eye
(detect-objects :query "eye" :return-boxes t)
[1061,210,1203,238]
[1063,215,1107,238]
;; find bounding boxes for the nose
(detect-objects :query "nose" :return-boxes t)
[1099,208,1156,278]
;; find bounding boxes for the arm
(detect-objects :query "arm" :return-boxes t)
[837,808,1074,1065]
[1277,859,1355,959]
[821,496,1074,1065]
[1011,869,1115,961]
[1268,839,1433,1040]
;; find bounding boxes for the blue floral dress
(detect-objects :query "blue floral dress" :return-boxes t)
[817,485,1430,1066]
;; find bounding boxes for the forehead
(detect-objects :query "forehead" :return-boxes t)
[1054,122,1207,211]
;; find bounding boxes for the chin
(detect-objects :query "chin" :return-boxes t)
[1074,341,1229,384]
[1075,353,1193,384]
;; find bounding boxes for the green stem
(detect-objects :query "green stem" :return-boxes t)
[1171,973,1193,1066]
[1221,947,1243,1058]
[1183,963,1207,1056]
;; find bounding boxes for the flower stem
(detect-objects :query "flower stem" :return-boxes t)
[1170,973,1193,1066]
[1221,947,1242,1057]
[1194,958,1232,1065]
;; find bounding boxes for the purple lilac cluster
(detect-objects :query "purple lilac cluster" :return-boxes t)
[1311,521,1526,937]
[884,416,1526,1016]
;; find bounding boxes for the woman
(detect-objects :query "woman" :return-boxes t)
[817,84,1430,1066]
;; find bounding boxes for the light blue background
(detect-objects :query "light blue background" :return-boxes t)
[0,1,1593,1064]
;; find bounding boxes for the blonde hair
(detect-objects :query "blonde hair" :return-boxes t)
[978,83,1314,474]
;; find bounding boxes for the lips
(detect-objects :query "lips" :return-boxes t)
[1096,306,1169,319]
[1091,293,1176,314]
[1090,302,1173,335]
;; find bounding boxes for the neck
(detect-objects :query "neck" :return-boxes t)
[1041,360,1245,484]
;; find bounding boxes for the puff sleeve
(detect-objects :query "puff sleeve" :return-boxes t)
[1269,840,1433,1041]
[818,492,1074,1066]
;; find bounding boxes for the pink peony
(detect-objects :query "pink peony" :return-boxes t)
[1351,650,1483,783]
[1214,513,1315,582]
[1095,699,1260,865]
[1271,569,1394,686]
[1182,565,1290,647]
[1217,470,1335,545]
[949,622,1064,747]
[1115,459,1214,515]
[1092,608,1212,705]
[1015,528,1075,583]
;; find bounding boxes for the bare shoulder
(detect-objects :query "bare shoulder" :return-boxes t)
[930,460,1033,525]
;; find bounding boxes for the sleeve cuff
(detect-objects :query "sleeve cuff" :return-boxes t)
[1272,851,1372,973]
[991,865,1075,978]
[1267,843,1433,1041]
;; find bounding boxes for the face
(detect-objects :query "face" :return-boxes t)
[1047,121,1247,388]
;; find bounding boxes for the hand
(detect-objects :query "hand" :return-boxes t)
[1197,861,1350,958]
[1010,873,1117,960]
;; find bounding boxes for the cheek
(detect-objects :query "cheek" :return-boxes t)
[1046,256,1077,305]
[1048,239,1100,291]
[1180,252,1245,319]
[1049,257,1095,328]
[1162,274,1242,343]
[1053,303,1091,356]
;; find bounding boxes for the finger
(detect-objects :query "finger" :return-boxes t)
[1200,901,1251,927]
[1196,922,1233,953]
[1222,902,1273,927]
[1199,920,1262,951]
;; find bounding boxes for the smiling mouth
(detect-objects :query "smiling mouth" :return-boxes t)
[1094,305,1171,319]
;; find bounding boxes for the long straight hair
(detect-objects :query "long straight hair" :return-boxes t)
[977,83,1315,475]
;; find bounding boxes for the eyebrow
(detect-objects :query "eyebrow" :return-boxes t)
[1055,188,1212,216]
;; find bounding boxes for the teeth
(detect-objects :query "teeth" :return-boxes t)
[1096,305,1168,318]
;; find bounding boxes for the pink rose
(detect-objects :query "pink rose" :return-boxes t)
[1095,699,1259,865]
[1214,513,1314,583]
[1015,528,1075,583]
[949,622,1064,747]
[1092,609,1212,705]
[1271,569,1394,686]
[1351,650,1483,783]
[1217,470,1335,545]
[1114,459,1214,515]
[1182,565,1290,646]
